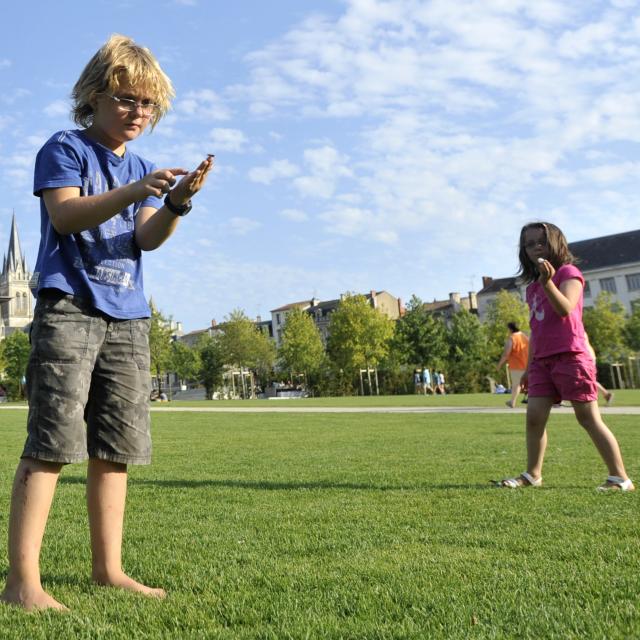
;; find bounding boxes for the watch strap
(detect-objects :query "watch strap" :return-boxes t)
[164,192,192,216]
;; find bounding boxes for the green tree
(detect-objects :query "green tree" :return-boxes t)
[149,306,173,393]
[170,340,201,387]
[197,335,226,399]
[622,305,640,352]
[326,294,395,394]
[484,290,530,361]
[278,307,325,383]
[219,309,276,392]
[583,292,627,362]
[445,309,491,393]
[393,295,448,369]
[0,330,31,400]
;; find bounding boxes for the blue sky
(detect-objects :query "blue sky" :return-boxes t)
[1,0,639,332]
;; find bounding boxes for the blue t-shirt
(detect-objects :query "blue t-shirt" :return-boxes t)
[32,129,163,319]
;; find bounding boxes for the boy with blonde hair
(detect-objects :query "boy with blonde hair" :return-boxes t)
[1,34,213,610]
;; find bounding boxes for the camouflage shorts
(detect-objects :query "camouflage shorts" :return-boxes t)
[23,290,152,465]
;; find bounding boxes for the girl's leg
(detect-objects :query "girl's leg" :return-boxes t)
[525,397,554,480]
[0,458,67,610]
[571,401,629,479]
[87,458,165,598]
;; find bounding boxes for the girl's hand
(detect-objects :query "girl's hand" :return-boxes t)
[167,155,215,206]
[537,258,556,285]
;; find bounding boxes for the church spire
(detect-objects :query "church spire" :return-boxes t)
[4,212,25,276]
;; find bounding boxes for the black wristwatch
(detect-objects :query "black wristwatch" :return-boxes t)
[164,192,192,216]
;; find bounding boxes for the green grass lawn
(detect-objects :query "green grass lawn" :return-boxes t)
[0,408,638,639]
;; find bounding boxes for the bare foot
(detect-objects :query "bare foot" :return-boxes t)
[92,571,166,599]
[1,584,68,611]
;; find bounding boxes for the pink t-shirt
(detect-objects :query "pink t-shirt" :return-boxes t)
[526,264,588,359]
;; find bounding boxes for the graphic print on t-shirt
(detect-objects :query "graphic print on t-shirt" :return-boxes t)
[79,171,137,289]
[530,293,545,322]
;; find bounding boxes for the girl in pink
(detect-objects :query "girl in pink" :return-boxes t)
[500,222,634,491]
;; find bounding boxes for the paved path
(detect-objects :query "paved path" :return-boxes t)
[155,406,640,414]
[2,405,640,414]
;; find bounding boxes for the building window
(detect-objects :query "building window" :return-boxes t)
[626,273,640,292]
[583,281,591,298]
[276,313,281,324]
[599,277,617,294]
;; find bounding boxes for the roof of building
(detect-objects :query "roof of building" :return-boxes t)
[423,300,452,312]
[270,300,312,313]
[478,277,519,295]
[569,229,640,271]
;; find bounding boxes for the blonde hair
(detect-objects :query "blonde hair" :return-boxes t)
[71,34,174,130]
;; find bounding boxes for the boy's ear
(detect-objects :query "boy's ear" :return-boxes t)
[89,90,101,110]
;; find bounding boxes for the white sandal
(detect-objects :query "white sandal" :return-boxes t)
[597,475,635,492]
[498,471,542,488]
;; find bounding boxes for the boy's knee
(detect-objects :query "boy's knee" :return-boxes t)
[21,458,64,473]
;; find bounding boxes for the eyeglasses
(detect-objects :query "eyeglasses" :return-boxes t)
[102,93,159,117]
[524,239,548,250]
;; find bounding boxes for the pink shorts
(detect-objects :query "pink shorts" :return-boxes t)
[527,352,598,403]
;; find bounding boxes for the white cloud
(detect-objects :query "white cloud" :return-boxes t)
[320,206,369,238]
[279,208,309,222]
[231,0,640,256]
[228,217,261,235]
[248,159,299,184]
[0,59,10,69]
[43,100,69,118]
[292,145,353,199]
[209,128,248,152]
[175,89,231,121]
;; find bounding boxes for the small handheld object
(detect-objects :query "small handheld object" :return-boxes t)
[537,258,544,264]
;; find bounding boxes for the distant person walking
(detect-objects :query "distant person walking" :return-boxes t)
[421,367,433,394]
[496,322,529,408]
[436,371,446,394]
[498,222,633,491]
[414,370,422,394]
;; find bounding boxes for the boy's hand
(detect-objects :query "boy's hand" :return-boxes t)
[168,156,215,206]
[136,168,189,199]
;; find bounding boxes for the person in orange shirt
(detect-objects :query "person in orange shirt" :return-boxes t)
[497,322,530,408]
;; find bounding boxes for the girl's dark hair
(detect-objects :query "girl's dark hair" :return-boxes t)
[507,322,519,332]
[517,222,577,284]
